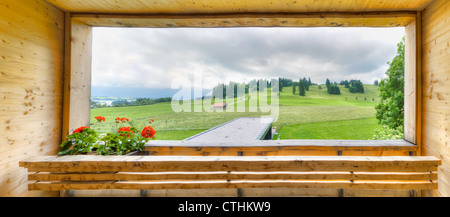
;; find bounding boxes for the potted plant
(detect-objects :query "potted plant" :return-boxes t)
[58,117,156,156]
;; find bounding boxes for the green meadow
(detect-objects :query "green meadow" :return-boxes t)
[90,84,382,140]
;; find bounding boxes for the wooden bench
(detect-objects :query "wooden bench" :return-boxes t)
[19,155,441,192]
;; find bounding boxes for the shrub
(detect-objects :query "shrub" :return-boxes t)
[372,125,403,140]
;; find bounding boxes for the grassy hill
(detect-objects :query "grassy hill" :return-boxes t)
[90,84,382,140]
[273,84,381,139]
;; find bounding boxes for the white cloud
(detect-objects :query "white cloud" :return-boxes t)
[91,26,404,94]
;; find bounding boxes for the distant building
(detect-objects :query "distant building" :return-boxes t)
[212,103,227,109]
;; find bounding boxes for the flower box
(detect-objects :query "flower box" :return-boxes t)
[58,116,156,156]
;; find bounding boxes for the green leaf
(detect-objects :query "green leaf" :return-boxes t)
[58,141,73,154]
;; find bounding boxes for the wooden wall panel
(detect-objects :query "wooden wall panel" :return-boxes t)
[61,17,92,138]
[421,0,450,197]
[0,0,64,196]
[405,17,418,144]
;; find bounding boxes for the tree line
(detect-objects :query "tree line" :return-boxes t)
[339,79,365,93]
[211,78,285,99]
[212,76,370,98]
[212,81,249,99]
[288,78,367,96]
[326,78,340,95]
[91,97,172,108]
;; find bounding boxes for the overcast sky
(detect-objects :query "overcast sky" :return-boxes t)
[92,27,404,97]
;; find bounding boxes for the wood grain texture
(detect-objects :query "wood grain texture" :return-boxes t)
[45,0,434,14]
[144,139,416,156]
[28,180,437,191]
[421,0,450,197]
[145,139,417,147]
[20,155,440,193]
[20,155,440,173]
[404,18,418,144]
[64,18,92,136]
[29,171,438,181]
[0,0,64,197]
[1,0,445,197]
[71,12,416,28]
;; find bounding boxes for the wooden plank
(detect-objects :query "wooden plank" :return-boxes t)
[72,12,417,28]
[65,18,92,136]
[44,0,434,14]
[421,0,450,197]
[19,155,441,173]
[144,139,417,156]
[68,189,237,197]
[71,188,411,197]
[421,0,450,45]
[416,11,423,156]
[29,181,115,191]
[240,188,340,197]
[403,12,422,150]
[343,189,412,197]
[144,146,415,155]
[61,12,72,141]
[29,172,116,181]
[119,180,438,190]
[404,17,417,144]
[145,139,417,148]
[145,147,412,156]
[28,171,438,181]
[0,0,64,197]
[60,189,142,197]
[28,180,437,191]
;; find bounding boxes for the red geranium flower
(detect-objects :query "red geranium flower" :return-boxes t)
[95,116,105,122]
[73,126,90,134]
[120,117,129,122]
[115,117,121,123]
[141,126,156,139]
[118,127,133,137]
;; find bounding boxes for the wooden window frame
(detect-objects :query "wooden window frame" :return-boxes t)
[61,12,422,154]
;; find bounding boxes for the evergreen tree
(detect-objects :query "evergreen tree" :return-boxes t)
[292,82,296,94]
[328,85,340,95]
[303,77,309,91]
[325,78,340,95]
[299,79,306,96]
[349,80,364,93]
[335,85,341,94]
[326,78,331,88]
[256,79,267,92]
[278,77,283,91]
[278,77,293,88]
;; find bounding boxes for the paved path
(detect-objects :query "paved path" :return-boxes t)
[184,117,274,142]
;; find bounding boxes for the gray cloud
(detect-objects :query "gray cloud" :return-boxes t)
[92,27,404,91]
